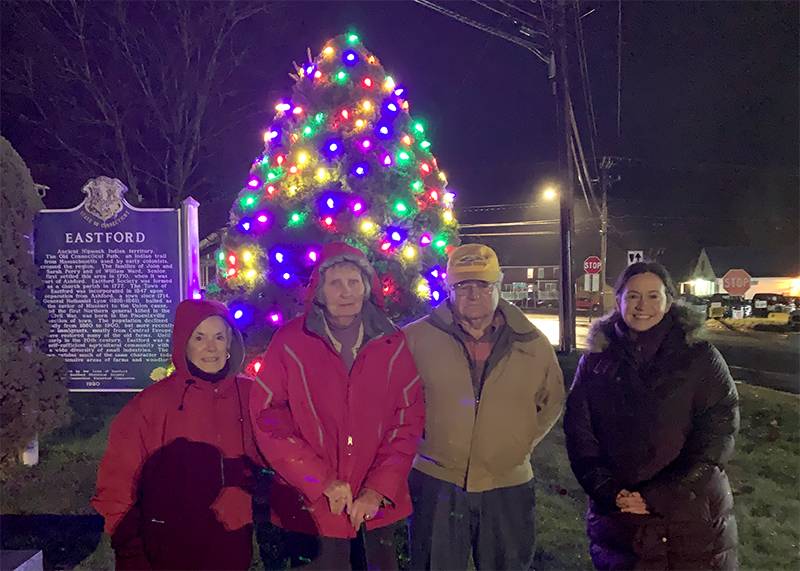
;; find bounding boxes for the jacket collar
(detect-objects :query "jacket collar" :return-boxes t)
[304,300,397,349]
[586,302,706,354]
[428,299,540,342]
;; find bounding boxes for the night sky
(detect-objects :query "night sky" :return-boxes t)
[2,0,798,278]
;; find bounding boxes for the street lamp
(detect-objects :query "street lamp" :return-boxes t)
[542,185,558,201]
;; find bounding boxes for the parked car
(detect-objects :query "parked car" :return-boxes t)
[678,294,709,318]
[790,309,800,332]
[751,293,790,318]
[576,295,601,313]
[705,293,751,319]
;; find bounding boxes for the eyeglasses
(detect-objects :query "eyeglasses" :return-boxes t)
[452,281,497,296]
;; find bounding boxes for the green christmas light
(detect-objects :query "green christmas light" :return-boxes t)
[216,250,226,266]
[302,125,314,137]
[240,194,257,209]
[432,234,448,252]
[410,180,424,193]
[347,33,360,44]
[334,70,348,84]
[397,151,411,163]
[393,200,409,215]
[413,122,425,134]
[265,167,283,182]
[420,140,431,150]
[287,211,307,227]
[314,112,326,125]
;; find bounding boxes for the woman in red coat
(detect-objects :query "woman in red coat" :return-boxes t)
[251,242,425,570]
[92,299,261,570]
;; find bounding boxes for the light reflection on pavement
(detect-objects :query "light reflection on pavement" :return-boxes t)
[524,312,595,349]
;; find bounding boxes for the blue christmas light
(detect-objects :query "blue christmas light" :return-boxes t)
[342,50,359,66]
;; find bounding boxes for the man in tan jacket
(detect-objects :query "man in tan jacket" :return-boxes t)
[403,243,565,570]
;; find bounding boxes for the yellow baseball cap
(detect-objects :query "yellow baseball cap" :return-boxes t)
[446,244,501,285]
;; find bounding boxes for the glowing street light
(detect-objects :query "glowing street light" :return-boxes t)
[542,185,559,201]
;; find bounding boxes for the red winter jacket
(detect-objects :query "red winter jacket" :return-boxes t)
[251,243,425,538]
[92,300,261,570]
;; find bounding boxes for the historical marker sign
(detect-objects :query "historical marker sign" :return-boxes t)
[34,177,192,391]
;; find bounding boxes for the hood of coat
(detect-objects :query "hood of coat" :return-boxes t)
[586,302,706,354]
[171,299,245,378]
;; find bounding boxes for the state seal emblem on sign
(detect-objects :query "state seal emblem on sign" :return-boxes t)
[81,176,127,224]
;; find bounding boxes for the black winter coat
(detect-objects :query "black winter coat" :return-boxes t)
[564,304,739,570]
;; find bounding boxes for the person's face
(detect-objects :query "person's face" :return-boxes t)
[321,263,366,320]
[186,316,230,373]
[450,280,499,321]
[617,272,672,332]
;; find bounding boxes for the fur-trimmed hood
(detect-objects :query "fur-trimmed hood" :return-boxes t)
[586,302,706,353]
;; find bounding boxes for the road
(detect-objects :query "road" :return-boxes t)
[525,312,799,394]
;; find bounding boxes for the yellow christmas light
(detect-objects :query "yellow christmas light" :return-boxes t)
[323,46,335,57]
[438,171,447,182]
[361,99,373,111]
[242,250,253,263]
[359,219,376,234]
[415,277,431,299]
[297,151,309,165]
[355,119,366,129]
[287,185,298,197]
[384,76,395,91]
[245,269,257,280]
[403,245,417,260]
[443,210,455,224]
[315,168,329,182]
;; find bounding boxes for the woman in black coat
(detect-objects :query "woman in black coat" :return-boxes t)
[564,262,739,569]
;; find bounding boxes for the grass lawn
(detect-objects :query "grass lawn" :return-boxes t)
[1,355,798,569]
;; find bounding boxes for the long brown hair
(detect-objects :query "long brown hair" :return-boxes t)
[613,261,677,300]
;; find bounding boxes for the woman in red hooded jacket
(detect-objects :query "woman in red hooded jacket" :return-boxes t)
[251,242,425,570]
[92,299,262,570]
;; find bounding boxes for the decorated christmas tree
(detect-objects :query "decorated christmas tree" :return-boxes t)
[213,32,459,361]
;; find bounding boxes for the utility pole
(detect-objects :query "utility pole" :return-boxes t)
[599,156,619,313]
[599,157,610,313]
[553,1,575,353]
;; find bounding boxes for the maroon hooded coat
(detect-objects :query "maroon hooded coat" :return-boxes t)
[251,243,425,539]
[92,300,261,570]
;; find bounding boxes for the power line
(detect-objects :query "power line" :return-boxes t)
[574,0,599,174]
[459,219,559,228]
[459,201,556,211]
[617,0,622,138]
[412,0,549,64]
[460,230,559,237]
[498,0,547,24]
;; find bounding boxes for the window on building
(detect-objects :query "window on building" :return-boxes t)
[527,268,534,279]
[538,267,545,279]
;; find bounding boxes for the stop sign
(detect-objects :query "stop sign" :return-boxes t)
[722,268,751,296]
[583,256,602,274]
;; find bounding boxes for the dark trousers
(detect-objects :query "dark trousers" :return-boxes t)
[283,523,400,571]
[408,469,536,571]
